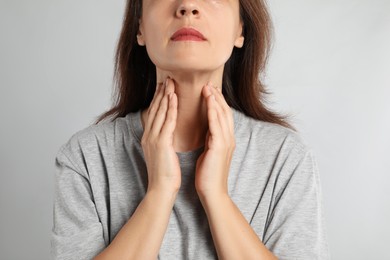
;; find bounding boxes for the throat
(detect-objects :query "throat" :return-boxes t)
[173,100,209,152]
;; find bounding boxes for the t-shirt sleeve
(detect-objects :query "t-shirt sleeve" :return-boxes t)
[263,149,331,260]
[51,145,106,260]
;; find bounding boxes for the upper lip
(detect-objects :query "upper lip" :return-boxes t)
[171,27,206,40]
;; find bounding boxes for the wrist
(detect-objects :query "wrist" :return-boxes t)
[198,191,230,211]
[146,187,178,205]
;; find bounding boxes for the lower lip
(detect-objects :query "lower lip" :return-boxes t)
[172,35,205,41]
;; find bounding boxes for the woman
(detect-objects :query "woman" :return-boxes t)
[51,0,330,259]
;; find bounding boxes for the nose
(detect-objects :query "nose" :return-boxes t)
[176,1,200,17]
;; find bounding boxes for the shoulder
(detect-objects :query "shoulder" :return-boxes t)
[232,108,320,188]
[232,108,311,156]
[55,113,134,175]
[61,115,130,150]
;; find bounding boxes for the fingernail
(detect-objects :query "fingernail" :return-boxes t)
[165,78,169,87]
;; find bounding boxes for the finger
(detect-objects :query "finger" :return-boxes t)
[209,85,234,135]
[202,82,213,98]
[209,85,227,109]
[203,83,229,113]
[164,77,175,96]
[144,81,166,135]
[203,84,230,138]
[149,82,165,113]
[204,130,210,151]
[210,89,230,141]
[150,91,170,137]
[160,92,177,140]
[204,91,223,145]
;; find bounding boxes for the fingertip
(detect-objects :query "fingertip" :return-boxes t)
[206,82,212,92]
[202,84,212,97]
[165,78,176,94]
[165,77,170,87]
[169,92,178,108]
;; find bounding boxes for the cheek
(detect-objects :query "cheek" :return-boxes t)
[143,17,162,43]
[211,21,239,62]
[144,35,169,68]
[142,20,167,63]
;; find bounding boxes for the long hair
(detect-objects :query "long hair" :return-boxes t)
[95,0,295,131]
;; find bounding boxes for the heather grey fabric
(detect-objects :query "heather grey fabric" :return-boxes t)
[51,108,330,259]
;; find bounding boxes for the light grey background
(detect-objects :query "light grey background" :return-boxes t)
[0,1,389,259]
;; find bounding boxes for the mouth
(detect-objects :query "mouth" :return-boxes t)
[171,27,206,41]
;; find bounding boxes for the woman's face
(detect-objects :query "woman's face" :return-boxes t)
[137,0,244,72]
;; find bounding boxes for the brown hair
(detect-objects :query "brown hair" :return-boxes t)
[95,0,295,131]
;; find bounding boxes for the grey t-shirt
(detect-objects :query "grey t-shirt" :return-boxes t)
[51,108,330,259]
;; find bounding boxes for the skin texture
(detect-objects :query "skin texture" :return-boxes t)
[95,1,278,259]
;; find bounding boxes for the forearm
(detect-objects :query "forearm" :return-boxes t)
[199,193,278,260]
[94,189,177,260]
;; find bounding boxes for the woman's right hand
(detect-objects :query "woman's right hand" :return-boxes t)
[141,77,181,196]
[95,82,179,259]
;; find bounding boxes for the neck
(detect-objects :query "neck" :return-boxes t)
[142,67,224,152]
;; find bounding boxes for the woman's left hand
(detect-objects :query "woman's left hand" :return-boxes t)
[195,83,236,201]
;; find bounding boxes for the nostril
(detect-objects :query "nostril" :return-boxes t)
[178,8,199,16]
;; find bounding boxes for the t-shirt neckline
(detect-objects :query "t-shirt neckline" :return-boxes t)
[128,107,241,161]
